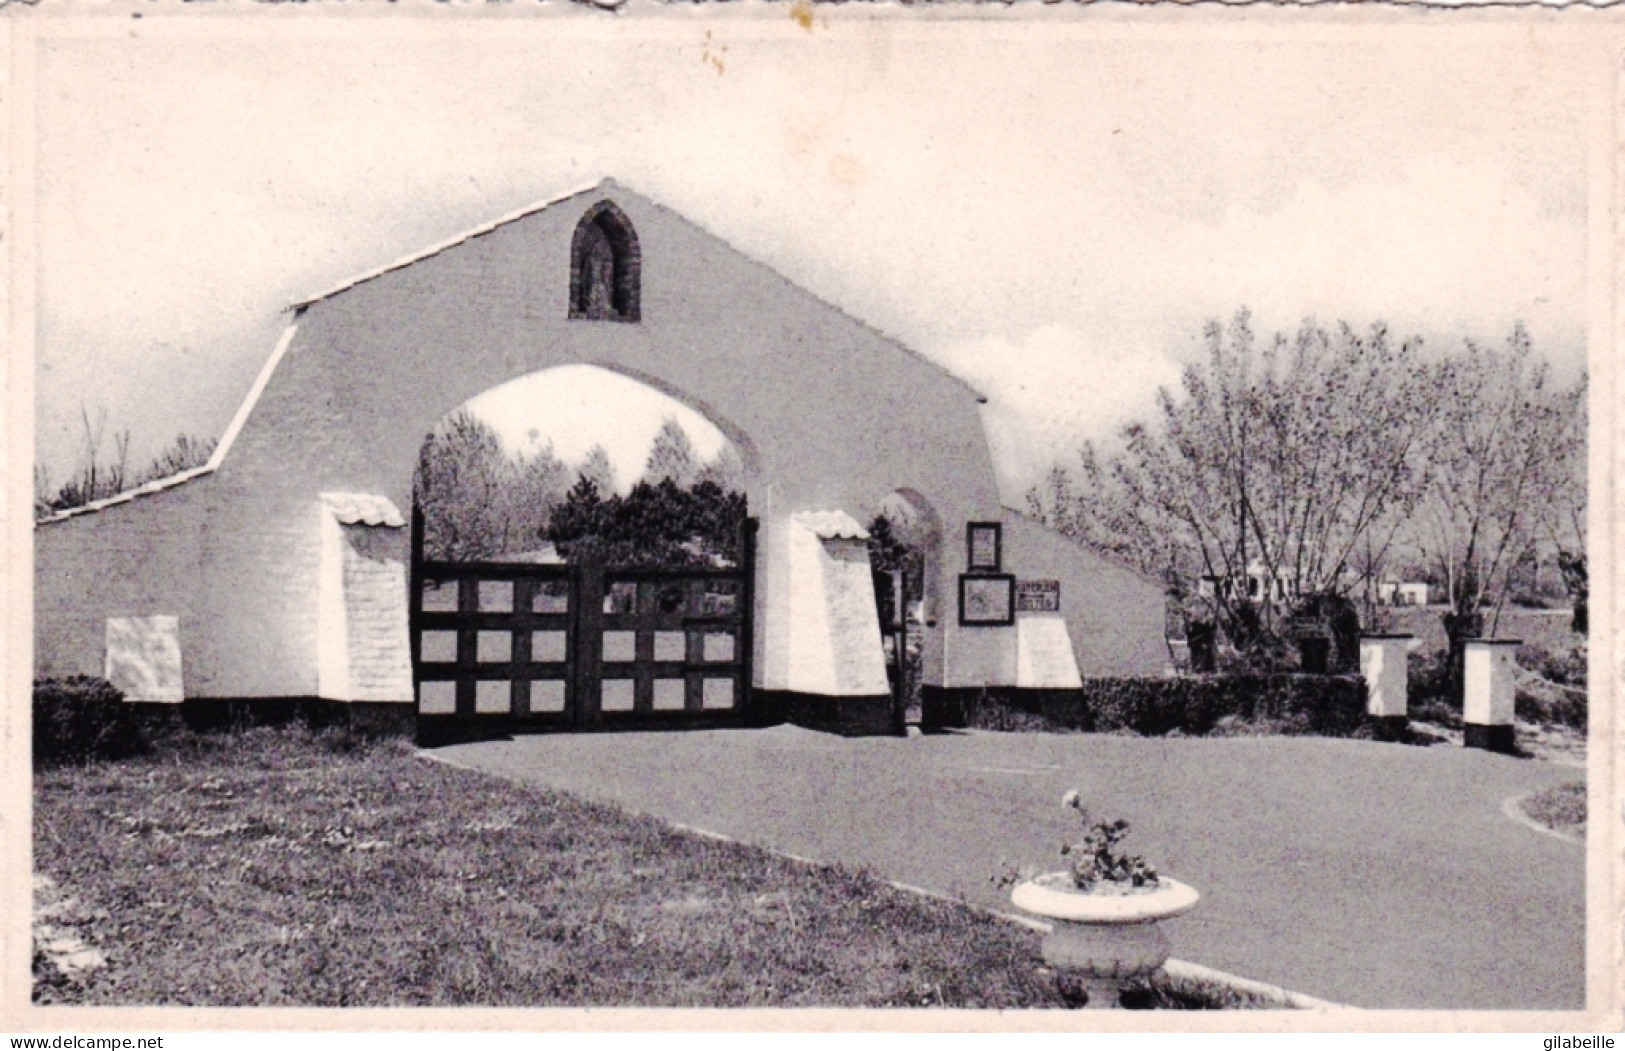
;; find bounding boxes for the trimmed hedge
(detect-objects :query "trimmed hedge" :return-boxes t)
[34,676,151,767]
[1514,683,1587,733]
[1513,643,1587,732]
[1407,644,1589,732]
[960,674,1369,738]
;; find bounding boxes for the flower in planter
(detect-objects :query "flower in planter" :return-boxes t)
[1058,789,1159,893]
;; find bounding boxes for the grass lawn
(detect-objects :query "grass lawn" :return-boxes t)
[33,723,1276,1009]
[1521,781,1586,839]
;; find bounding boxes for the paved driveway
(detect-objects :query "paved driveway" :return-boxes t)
[435,727,1585,1009]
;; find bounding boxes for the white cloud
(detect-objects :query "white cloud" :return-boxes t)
[931,325,1185,501]
[1123,159,1587,360]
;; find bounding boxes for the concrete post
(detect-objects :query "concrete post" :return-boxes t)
[1463,639,1521,754]
[1359,634,1412,736]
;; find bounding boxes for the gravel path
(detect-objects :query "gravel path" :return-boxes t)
[438,727,1585,1009]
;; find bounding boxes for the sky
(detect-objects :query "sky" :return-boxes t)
[30,13,1593,502]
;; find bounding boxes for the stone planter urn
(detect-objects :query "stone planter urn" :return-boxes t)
[1011,872,1200,1009]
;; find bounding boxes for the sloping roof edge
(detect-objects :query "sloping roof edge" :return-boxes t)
[206,317,303,472]
[288,179,608,311]
[36,319,302,527]
[34,463,218,526]
[287,176,988,404]
[638,191,989,406]
[998,504,1167,590]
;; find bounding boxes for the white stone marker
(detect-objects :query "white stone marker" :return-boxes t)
[1358,635,1413,727]
[1016,615,1084,690]
[1463,638,1521,754]
[104,616,184,703]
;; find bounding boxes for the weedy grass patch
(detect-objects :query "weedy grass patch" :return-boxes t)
[34,723,1272,1009]
[1120,972,1288,1011]
[1520,781,1585,839]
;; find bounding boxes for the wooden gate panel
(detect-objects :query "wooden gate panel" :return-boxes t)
[592,572,747,722]
[412,510,756,740]
[412,563,577,730]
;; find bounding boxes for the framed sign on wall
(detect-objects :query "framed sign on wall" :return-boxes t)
[959,573,1016,626]
[966,521,1002,572]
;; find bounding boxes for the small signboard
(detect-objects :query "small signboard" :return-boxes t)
[1016,579,1061,613]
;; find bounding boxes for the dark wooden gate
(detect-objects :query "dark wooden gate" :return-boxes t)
[412,510,756,743]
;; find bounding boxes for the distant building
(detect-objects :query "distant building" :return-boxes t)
[1397,581,1430,607]
[1196,561,1298,605]
[1375,579,1430,606]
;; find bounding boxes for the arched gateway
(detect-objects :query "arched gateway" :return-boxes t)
[35,179,1169,739]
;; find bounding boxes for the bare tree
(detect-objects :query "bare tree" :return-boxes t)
[644,416,698,488]
[36,415,220,520]
[145,432,218,479]
[413,417,590,561]
[695,443,746,493]
[578,444,619,498]
[37,407,132,516]
[414,410,513,561]
[502,441,572,554]
[1408,326,1583,642]
[1536,373,1588,632]
[1031,310,1434,655]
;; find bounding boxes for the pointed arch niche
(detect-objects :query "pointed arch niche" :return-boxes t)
[872,487,947,694]
[569,200,642,322]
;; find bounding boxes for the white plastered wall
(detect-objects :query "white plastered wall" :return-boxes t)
[316,495,413,703]
[942,614,1017,688]
[777,512,891,696]
[317,509,353,702]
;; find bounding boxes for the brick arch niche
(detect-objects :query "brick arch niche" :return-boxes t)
[569,200,641,322]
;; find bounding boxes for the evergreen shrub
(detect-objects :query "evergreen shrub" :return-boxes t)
[33,676,150,767]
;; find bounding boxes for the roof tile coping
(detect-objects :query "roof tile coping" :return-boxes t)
[794,510,870,541]
[33,464,217,526]
[36,320,302,527]
[320,492,407,529]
